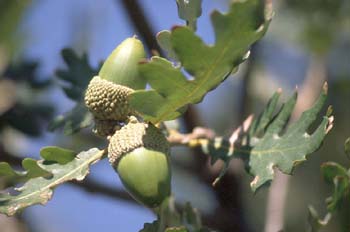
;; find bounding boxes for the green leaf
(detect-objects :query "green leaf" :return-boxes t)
[321,162,348,184]
[198,84,333,192]
[345,137,350,160]
[0,159,52,188]
[307,206,332,232]
[326,176,350,211]
[56,48,98,101]
[140,221,160,232]
[130,0,272,124]
[165,227,188,232]
[40,146,76,164]
[0,148,104,216]
[157,31,178,60]
[321,162,350,211]
[182,203,201,232]
[176,0,202,30]
[50,49,99,133]
[140,198,219,232]
[48,102,93,135]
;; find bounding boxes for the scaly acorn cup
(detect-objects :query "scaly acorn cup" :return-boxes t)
[84,76,135,121]
[108,118,171,208]
[84,37,146,135]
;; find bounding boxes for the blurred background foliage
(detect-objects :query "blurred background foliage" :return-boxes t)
[0,0,349,232]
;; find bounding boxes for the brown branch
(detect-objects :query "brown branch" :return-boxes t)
[68,178,133,202]
[119,0,163,56]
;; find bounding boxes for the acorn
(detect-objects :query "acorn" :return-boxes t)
[99,37,147,89]
[108,118,171,208]
[84,37,146,126]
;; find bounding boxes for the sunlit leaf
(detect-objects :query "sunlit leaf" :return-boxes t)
[0,159,52,188]
[40,146,76,164]
[0,148,104,216]
[198,84,333,192]
[130,0,272,124]
[157,30,178,60]
[176,0,202,30]
[321,162,350,211]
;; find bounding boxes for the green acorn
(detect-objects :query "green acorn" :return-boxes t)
[84,37,146,134]
[99,36,146,90]
[108,118,171,208]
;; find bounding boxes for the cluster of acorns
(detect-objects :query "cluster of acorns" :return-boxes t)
[84,37,171,208]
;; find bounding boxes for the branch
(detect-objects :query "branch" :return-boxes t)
[119,0,163,56]
[167,127,215,146]
[168,115,253,154]
[68,178,133,202]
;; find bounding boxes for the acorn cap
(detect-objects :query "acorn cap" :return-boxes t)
[108,119,169,164]
[84,76,135,121]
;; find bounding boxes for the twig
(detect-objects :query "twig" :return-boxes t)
[68,178,133,202]
[168,115,253,156]
[167,127,215,146]
[119,0,163,56]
